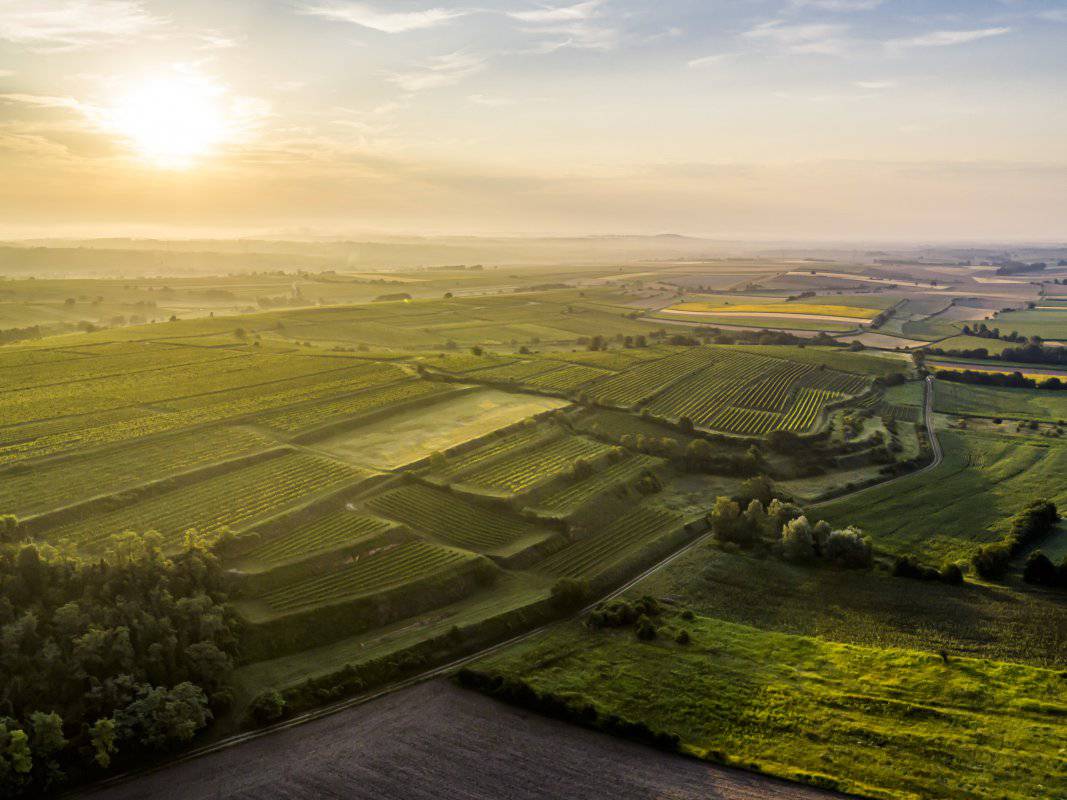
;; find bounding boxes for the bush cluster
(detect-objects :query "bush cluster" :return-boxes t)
[1022,551,1067,589]
[892,556,964,585]
[971,500,1059,579]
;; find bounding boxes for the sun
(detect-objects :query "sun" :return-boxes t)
[107,74,228,169]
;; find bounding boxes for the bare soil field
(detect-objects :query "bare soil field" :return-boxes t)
[83,681,840,800]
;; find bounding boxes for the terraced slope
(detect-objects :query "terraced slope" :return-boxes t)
[365,483,552,556]
[44,452,367,552]
[0,426,274,516]
[255,541,477,613]
[240,512,396,567]
[455,435,613,495]
[537,505,682,579]
[533,454,664,516]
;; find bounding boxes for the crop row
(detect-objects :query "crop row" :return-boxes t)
[586,347,728,407]
[708,406,784,435]
[536,506,680,578]
[1,349,383,429]
[457,435,613,494]
[534,454,663,515]
[799,369,871,395]
[429,425,548,480]
[241,512,394,566]
[741,361,819,412]
[524,363,612,392]
[4,343,241,393]
[465,359,568,383]
[0,361,403,466]
[46,452,365,552]
[644,352,775,423]
[365,483,547,553]
[256,541,473,613]
[259,379,449,434]
[779,388,842,431]
[879,402,921,423]
[0,426,275,517]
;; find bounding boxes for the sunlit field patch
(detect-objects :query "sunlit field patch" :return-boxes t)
[665,302,881,320]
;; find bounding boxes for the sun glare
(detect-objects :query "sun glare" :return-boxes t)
[107,75,228,169]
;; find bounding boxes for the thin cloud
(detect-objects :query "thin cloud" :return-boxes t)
[853,80,895,89]
[0,92,87,111]
[0,1,163,50]
[790,0,882,10]
[887,27,1011,50]
[299,2,466,33]
[687,53,733,69]
[508,0,616,51]
[507,1,605,23]
[387,51,486,92]
[742,20,850,55]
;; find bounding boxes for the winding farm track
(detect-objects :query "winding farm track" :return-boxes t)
[811,375,942,510]
[76,381,944,800]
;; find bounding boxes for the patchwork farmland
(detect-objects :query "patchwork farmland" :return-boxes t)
[6,258,1064,800]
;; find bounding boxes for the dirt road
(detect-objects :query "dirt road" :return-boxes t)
[83,681,838,800]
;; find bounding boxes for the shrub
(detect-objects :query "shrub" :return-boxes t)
[939,562,964,585]
[635,615,657,640]
[1023,551,1059,587]
[822,527,873,569]
[550,577,588,609]
[675,629,691,645]
[248,690,287,724]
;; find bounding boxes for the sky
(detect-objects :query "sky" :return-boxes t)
[0,0,1065,241]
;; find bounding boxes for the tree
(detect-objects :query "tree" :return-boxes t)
[781,516,815,562]
[742,499,770,540]
[739,475,774,507]
[822,528,872,569]
[710,497,741,543]
[767,498,803,529]
[1023,551,1058,586]
[248,691,286,724]
[89,719,117,768]
[116,682,212,750]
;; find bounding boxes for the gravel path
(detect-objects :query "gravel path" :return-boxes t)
[83,681,839,800]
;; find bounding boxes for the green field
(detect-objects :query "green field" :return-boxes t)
[820,428,1067,563]
[475,615,1066,800]
[934,379,1067,422]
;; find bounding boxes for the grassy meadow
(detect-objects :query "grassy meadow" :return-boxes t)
[475,614,1066,800]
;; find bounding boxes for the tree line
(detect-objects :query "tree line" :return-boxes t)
[0,529,238,796]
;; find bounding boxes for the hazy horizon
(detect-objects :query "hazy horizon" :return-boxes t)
[1,0,1065,241]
